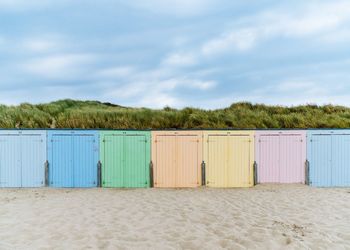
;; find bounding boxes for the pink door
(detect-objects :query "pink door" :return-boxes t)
[256,131,306,184]
[280,135,305,183]
[258,135,280,183]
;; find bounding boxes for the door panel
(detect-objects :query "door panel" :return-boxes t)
[258,135,280,183]
[228,136,252,187]
[21,134,45,187]
[176,135,200,187]
[50,135,74,187]
[280,135,305,183]
[309,135,332,187]
[102,135,124,187]
[124,135,149,188]
[331,135,350,186]
[207,135,227,187]
[0,135,21,187]
[73,135,97,187]
[154,135,176,187]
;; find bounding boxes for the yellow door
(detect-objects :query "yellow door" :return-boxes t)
[207,135,227,187]
[227,135,253,187]
[204,131,254,188]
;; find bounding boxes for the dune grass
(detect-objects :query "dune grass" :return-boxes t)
[0,99,350,129]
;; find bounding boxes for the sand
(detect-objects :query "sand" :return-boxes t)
[0,185,349,250]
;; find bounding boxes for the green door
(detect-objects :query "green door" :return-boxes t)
[124,134,150,187]
[101,131,151,188]
[102,134,124,187]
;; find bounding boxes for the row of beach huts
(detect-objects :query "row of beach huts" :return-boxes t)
[0,129,349,188]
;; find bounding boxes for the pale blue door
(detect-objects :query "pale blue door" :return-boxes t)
[21,133,46,187]
[73,135,98,187]
[0,134,21,187]
[49,135,74,187]
[331,135,350,186]
[309,135,332,187]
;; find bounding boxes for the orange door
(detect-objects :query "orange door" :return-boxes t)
[153,135,176,187]
[176,135,201,187]
[152,131,202,188]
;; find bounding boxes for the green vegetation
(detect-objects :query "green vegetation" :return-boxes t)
[0,99,350,129]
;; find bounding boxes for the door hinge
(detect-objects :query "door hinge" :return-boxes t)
[253,161,258,185]
[149,161,154,188]
[44,160,49,186]
[97,161,102,187]
[201,161,206,186]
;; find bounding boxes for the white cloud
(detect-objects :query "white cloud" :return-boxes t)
[241,78,350,107]
[159,78,216,90]
[181,78,216,90]
[96,66,134,78]
[258,2,350,38]
[193,1,350,57]
[202,28,257,55]
[0,0,64,11]
[105,77,216,97]
[101,65,217,108]
[159,1,350,65]
[138,93,181,108]
[276,81,317,92]
[22,54,96,79]
[0,34,67,55]
[2,1,350,109]
[162,53,197,67]
[122,0,218,17]
[319,29,350,44]
[21,36,64,53]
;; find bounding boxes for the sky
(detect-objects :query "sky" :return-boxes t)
[0,0,350,109]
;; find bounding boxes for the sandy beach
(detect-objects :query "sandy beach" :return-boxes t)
[0,185,349,250]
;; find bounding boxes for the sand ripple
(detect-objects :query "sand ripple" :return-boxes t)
[0,185,349,249]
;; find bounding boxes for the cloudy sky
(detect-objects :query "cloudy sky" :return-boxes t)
[1,0,350,109]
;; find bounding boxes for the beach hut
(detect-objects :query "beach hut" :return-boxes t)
[255,130,306,184]
[0,130,47,188]
[203,131,254,187]
[307,130,350,187]
[47,130,99,188]
[152,131,203,188]
[100,131,151,188]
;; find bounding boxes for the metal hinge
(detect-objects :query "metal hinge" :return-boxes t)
[253,161,258,185]
[97,161,102,187]
[305,160,310,185]
[44,160,49,186]
[149,161,154,188]
[201,161,206,186]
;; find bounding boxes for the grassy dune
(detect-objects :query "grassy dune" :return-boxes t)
[1,99,350,129]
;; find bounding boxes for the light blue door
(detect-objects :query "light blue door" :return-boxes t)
[309,135,332,187]
[50,135,74,187]
[21,133,46,187]
[0,135,21,187]
[332,135,350,186]
[48,131,99,188]
[73,135,97,187]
